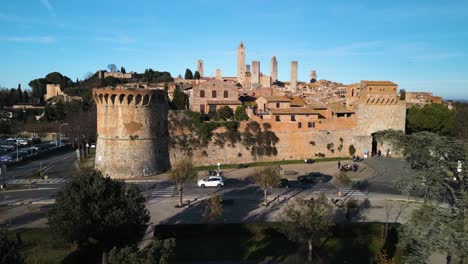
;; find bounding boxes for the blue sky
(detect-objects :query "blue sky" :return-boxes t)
[1,0,468,99]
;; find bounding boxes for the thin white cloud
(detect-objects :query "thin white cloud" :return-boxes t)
[293,41,383,57]
[0,36,56,44]
[40,0,56,17]
[96,35,136,44]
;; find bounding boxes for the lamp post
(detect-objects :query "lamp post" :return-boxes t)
[59,123,69,148]
[15,136,19,162]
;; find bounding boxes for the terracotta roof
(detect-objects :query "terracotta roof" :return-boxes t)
[270,107,319,115]
[206,99,241,105]
[263,96,291,102]
[361,81,397,87]
[327,102,354,113]
[304,98,328,109]
[290,96,306,107]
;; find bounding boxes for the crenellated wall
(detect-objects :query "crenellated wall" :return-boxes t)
[93,87,170,178]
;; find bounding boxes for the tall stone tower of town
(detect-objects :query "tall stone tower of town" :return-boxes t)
[251,61,260,87]
[270,56,278,83]
[290,61,298,92]
[197,60,204,78]
[93,86,169,179]
[237,41,246,84]
[310,70,317,83]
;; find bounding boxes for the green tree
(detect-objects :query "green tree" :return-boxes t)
[253,166,281,206]
[348,144,356,156]
[278,194,335,262]
[28,78,47,103]
[217,106,234,120]
[184,69,193,80]
[108,238,175,264]
[0,229,24,264]
[102,76,120,87]
[171,87,188,110]
[454,102,468,141]
[382,131,468,262]
[194,71,201,80]
[169,158,198,207]
[203,192,223,221]
[407,103,455,136]
[22,90,29,104]
[120,66,126,74]
[235,105,249,121]
[48,170,150,262]
[17,84,22,103]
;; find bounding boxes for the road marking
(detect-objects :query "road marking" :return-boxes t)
[5,178,69,185]
[151,182,175,197]
[339,188,366,196]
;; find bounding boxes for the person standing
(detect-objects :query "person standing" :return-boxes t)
[337,161,341,170]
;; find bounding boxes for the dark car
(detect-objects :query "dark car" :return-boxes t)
[304,159,315,164]
[298,172,326,183]
[273,178,290,188]
[340,164,359,172]
[237,163,249,169]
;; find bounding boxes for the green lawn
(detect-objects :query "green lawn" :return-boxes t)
[154,222,402,263]
[8,222,401,263]
[7,228,76,264]
[195,157,352,171]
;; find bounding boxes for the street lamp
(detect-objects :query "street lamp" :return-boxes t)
[59,123,69,148]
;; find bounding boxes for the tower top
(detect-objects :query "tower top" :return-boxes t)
[271,56,277,60]
[239,41,244,48]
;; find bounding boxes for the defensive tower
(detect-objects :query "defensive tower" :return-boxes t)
[237,41,246,84]
[270,56,278,82]
[93,86,169,178]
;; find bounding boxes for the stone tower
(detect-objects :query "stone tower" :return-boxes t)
[197,60,204,78]
[310,70,317,83]
[290,61,298,92]
[270,56,278,83]
[93,86,169,179]
[237,41,246,84]
[251,61,260,86]
[215,69,222,79]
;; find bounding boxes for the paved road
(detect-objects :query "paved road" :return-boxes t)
[0,156,405,206]
[1,151,76,181]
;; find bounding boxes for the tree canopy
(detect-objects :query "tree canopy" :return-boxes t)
[169,158,198,207]
[278,194,335,262]
[234,105,249,121]
[407,103,455,136]
[171,87,189,110]
[217,106,234,120]
[48,170,150,256]
[108,238,175,264]
[0,229,24,264]
[253,166,281,205]
[194,71,201,80]
[184,69,193,80]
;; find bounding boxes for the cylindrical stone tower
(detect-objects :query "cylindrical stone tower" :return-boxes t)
[93,87,169,179]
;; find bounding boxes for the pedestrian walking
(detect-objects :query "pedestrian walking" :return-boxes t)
[337,161,341,170]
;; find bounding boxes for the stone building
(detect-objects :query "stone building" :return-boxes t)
[290,61,298,92]
[93,86,169,178]
[251,61,260,87]
[189,79,241,114]
[237,41,246,84]
[406,92,443,107]
[44,84,64,101]
[255,96,291,112]
[197,60,204,78]
[97,70,134,79]
[270,56,278,82]
[215,69,222,80]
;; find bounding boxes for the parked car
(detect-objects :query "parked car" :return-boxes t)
[304,159,315,164]
[198,176,225,187]
[340,164,359,172]
[237,163,248,168]
[298,172,327,183]
[273,178,290,188]
[0,154,16,162]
